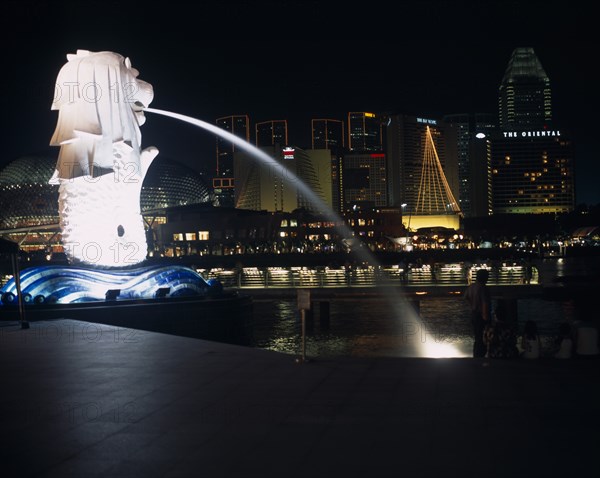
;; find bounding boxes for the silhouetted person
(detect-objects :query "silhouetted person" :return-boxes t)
[484,302,519,358]
[520,320,541,359]
[553,322,573,359]
[464,268,491,358]
[572,300,599,357]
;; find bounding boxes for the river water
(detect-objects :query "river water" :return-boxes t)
[246,256,598,359]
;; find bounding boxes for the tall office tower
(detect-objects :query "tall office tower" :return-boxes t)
[234,146,332,213]
[214,115,250,207]
[341,152,387,209]
[312,118,345,212]
[498,47,552,130]
[492,47,574,214]
[255,120,288,148]
[490,128,574,214]
[312,119,345,150]
[443,113,497,217]
[347,112,383,152]
[386,115,459,215]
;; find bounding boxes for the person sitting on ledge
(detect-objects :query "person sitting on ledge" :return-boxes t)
[483,302,518,359]
[520,320,541,359]
[572,316,599,358]
[553,322,573,359]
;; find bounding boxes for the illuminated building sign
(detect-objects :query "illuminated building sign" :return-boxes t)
[503,130,561,138]
[417,118,437,125]
[282,147,295,159]
[364,112,376,118]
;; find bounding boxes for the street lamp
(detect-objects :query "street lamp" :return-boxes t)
[401,203,412,251]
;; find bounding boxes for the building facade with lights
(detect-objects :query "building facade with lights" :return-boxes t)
[0,155,212,255]
[233,146,333,214]
[347,112,383,152]
[341,152,387,209]
[255,120,288,148]
[214,115,250,207]
[385,114,460,230]
[491,47,574,214]
[443,113,497,217]
[490,129,574,214]
[498,47,552,130]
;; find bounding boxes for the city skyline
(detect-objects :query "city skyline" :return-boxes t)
[2,0,596,206]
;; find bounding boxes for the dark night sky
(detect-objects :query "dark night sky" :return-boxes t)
[2,0,597,205]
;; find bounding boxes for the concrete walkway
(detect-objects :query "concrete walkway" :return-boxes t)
[1,319,598,478]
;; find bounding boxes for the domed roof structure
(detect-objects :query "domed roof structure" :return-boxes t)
[0,155,58,229]
[141,158,212,211]
[0,155,211,230]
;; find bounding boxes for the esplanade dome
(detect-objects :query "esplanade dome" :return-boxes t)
[0,155,211,230]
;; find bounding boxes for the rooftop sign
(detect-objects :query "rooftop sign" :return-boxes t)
[503,130,561,138]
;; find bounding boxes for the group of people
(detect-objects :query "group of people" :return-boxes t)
[464,268,599,359]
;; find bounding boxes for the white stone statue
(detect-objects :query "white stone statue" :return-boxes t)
[49,50,158,267]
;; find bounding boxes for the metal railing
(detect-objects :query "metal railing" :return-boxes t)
[197,263,538,289]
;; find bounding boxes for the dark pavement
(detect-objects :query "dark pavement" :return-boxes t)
[1,319,599,478]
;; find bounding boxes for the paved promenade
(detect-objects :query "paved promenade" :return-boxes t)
[1,318,598,478]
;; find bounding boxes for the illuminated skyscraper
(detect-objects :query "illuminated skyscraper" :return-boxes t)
[498,47,552,130]
[312,118,345,213]
[341,152,387,210]
[214,115,250,207]
[443,113,497,217]
[312,119,344,150]
[255,120,288,148]
[490,129,574,214]
[347,112,383,152]
[492,48,574,214]
[386,115,459,213]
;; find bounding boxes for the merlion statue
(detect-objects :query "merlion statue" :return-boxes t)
[49,50,158,267]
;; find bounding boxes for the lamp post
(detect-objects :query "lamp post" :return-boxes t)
[401,203,412,251]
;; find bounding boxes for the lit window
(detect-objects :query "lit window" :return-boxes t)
[173,233,183,241]
[185,233,196,241]
[290,219,298,227]
[280,220,288,227]
[198,231,209,240]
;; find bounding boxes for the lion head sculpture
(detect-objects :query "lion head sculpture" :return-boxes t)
[50,49,155,181]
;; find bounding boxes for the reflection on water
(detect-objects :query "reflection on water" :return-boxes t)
[249,296,573,359]
[246,256,594,358]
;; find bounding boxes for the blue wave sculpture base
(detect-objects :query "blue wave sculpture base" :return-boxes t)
[1,264,213,305]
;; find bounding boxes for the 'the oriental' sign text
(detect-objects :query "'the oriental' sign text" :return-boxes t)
[503,130,561,138]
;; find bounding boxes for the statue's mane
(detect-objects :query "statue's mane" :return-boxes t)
[50,50,153,181]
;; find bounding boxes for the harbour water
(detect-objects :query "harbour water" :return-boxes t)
[245,256,597,359]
